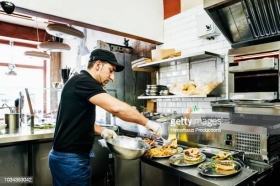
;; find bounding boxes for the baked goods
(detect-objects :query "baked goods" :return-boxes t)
[184,148,202,162]
[169,81,196,95]
[211,151,236,175]
[191,81,221,95]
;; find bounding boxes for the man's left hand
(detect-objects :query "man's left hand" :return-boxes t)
[101,128,117,139]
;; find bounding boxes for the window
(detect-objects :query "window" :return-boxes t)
[0,42,49,118]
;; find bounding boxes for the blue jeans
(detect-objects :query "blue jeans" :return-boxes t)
[48,149,91,186]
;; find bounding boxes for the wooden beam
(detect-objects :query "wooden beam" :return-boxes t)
[0,62,44,69]
[0,21,52,42]
[0,38,37,48]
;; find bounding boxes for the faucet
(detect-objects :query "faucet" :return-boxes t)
[2,103,12,113]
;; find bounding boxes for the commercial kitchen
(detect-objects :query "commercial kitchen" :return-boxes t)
[1,0,280,185]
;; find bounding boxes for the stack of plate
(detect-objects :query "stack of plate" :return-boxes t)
[145,85,168,96]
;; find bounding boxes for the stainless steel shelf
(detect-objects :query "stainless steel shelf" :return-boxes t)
[137,51,224,69]
[138,94,220,99]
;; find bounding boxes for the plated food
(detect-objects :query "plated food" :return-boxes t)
[197,150,242,177]
[142,138,157,147]
[147,139,178,157]
[211,151,237,175]
[147,146,177,157]
[169,148,206,166]
[184,148,203,163]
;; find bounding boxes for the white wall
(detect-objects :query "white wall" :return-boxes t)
[181,0,203,12]
[60,28,138,72]
[60,4,232,115]
[11,0,164,43]
[156,5,232,114]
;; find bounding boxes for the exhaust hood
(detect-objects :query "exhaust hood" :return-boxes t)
[204,0,280,48]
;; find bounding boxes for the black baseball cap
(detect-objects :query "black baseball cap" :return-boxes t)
[89,49,124,72]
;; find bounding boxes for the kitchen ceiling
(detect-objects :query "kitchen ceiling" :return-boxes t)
[0,10,49,29]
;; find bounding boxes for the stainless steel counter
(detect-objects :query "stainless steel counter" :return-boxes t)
[0,125,54,144]
[140,156,259,186]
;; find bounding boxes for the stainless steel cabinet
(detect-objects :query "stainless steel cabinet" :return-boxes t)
[115,158,140,186]
[0,144,29,186]
[31,141,53,186]
[141,162,180,186]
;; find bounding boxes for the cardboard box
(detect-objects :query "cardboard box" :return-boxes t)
[151,48,175,61]
[146,100,156,112]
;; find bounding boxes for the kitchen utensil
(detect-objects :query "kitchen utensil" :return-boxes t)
[161,138,175,148]
[25,88,34,132]
[4,113,19,129]
[101,135,151,160]
[60,68,70,84]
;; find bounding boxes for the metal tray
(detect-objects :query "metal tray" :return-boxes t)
[199,147,238,157]
[169,153,206,166]
[197,161,242,177]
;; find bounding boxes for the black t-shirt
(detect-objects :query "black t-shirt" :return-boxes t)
[53,70,106,153]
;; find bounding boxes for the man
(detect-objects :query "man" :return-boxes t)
[48,49,162,186]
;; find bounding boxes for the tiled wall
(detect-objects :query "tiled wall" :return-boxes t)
[156,5,231,114]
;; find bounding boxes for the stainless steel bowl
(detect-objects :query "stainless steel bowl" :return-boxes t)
[105,136,151,160]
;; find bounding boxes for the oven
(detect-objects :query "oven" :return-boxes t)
[210,41,280,116]
[228,51,280,101]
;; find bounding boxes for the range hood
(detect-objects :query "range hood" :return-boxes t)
[204,0,280,48]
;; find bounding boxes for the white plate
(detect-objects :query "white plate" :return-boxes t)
[0,124,7,131]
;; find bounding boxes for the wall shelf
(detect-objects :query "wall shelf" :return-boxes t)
[137,51,224,69]
[137,94,221,99]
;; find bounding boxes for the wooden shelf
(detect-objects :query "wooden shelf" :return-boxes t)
[137,51,224,69]
[132,67,157,72]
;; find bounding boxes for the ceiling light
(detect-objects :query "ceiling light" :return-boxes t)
[0,1,15,14]
[6,63,16,76]
[24,51,51,59]
[46,23,85,39]
[6,70,17,76]
[37,41,71,52]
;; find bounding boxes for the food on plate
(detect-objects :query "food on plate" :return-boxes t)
[147,144,177,157]
[183,148,202,163]
[177,147,183,153]
[143,138,157,147]
[169,138,178,148]
[211,151,236,175]
[212,151,233,161]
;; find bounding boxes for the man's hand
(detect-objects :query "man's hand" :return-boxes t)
[101,128,117,139]
[145,120,163,138]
